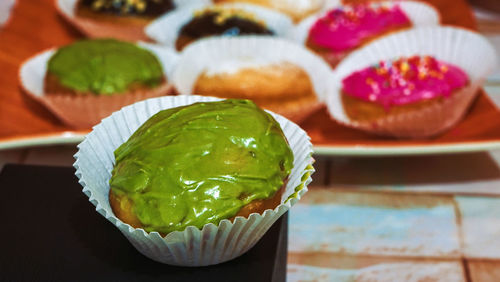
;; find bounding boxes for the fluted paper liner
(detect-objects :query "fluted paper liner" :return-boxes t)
[56,0,210,41]
[19,42,179,128]
[171,36,332,121]
[74,95,314,266]
[325,26,497,138]
[146,2,294,50]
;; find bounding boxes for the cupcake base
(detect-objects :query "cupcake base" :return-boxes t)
[262,94,323,124]
[191,61,321,122]
[33,81,175,129]
[343,83,480,138]
[72,13,151,42]
[341,92,444,123]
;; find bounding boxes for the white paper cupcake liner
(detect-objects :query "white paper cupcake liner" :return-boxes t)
[56,0,210,41]
[172,36,332,102]
[325,26,497,138]
[73,95,314,266]
[19,42,179,128]
[146,2,294,50]
[290,1,440,47]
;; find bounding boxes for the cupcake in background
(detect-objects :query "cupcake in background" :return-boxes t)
[324,27,497,138]
[171,36,332,123]
[291,1,439,68]
[56,0,208,41]
[341,55,468,122]
[175,6,272,51]
[212,0,325,22]
[20,39,177,128]
[146,3,293,51]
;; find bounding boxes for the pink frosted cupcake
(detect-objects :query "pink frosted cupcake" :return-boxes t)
[341,56,469,122]
[293,1,439,68]
[324,27,497,138]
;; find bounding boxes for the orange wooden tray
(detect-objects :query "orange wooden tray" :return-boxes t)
[1,0,499,155]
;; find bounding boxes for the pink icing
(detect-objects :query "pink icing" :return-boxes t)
[309,4,410,52]
[342,56,469,110]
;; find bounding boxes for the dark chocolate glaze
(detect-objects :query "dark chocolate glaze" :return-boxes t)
[179,12,274,39]
[80,0,175,17]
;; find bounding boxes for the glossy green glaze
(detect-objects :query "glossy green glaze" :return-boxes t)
[110,99,294,233]
[47,39,163,95]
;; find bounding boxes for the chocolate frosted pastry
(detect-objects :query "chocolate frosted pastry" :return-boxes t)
[77,0,175,21]
[73,0,176,41]
[109,99,294,234]
[175,7,273,51]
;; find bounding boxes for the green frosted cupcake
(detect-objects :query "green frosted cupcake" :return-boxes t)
[35,38,174,128]
[109,99,294,234]
[45,38,165,95]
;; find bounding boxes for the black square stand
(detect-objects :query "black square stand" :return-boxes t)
[0,164,287,282]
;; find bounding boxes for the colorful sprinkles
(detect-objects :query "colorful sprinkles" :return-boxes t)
[320,4,395,27]
[85,0,174,15]
[308,3,410,52]
[342,55,469,109]
[368,56,450,95]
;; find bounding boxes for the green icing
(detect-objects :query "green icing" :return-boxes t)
[47,39,163,95]
[109,99,294,234]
